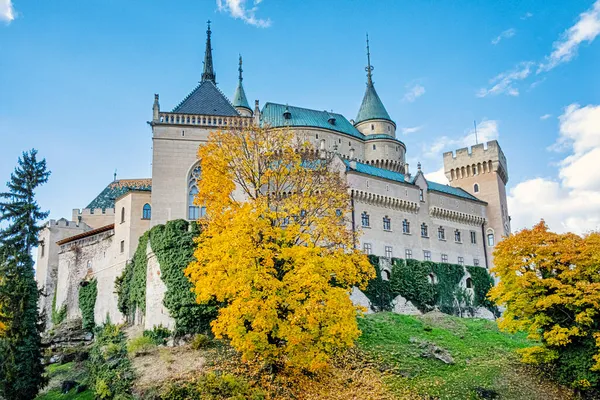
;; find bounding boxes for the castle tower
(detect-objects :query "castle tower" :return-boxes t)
[232,55,252,117]
[354,35,405,173]
[443,140,510,268]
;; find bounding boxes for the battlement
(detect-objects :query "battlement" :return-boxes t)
[45,218,88,230]
[443,140,508,184]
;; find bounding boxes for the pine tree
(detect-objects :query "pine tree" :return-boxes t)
[0,149,50,399]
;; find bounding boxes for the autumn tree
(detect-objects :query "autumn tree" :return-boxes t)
[0,149,50,399]
[185,126,374,372]
[489,221,600,392]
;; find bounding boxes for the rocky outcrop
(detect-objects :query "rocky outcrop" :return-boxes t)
[43,318,92,364]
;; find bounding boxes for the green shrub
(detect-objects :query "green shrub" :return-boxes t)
[362,255,395,312]
[389,258,436,311]
[51,289,67,325]
[88,322,135,399]
[116,232,150,322]
[550,336,600,394]
[143,325,172,345]
[79,279,97,332]
[127,335,156,357]
[190,334,210,350]
[160,372,265,400]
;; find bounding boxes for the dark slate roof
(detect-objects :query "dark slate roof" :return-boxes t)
[261,103,366,140]
[232,81,251,110]
[172,80,240,116]
[86,179,152,210]
[343,160,484,202]
[355,83,392,124]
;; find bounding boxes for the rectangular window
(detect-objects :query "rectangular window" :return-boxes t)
[40,243,45,258]
[402,219,410,234]
[441,254,448,263]
[438,227,445,240]
[474,258,480,266]
[421,223,428,237]
[423,250,431,261]
[361,212,370,227]
[363,243,372,255]
[458,256,464,265]
[385,246,393,258]
[455,230,462,243]
[383,217,391,231]
[405,248,412,259]
[470,231,477,244]
[487,233,495,247]
[419,189,424,202]
[120,240,125,253]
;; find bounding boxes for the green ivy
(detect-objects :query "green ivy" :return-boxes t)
[51,289,67,325]
[432,262,466,315]
[466,266,498,315]
[79,279,97,332]
[116,232,149,321]
[389,258,436,311]
[362,255,395,311]
[149,220,218,336]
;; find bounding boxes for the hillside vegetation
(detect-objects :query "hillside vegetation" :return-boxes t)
[37,312,574,400]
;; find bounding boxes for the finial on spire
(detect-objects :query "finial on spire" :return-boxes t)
[417,162,422,172]
[238,54,243,82]
[113,169,117,182]
[365,33,374,85]
[201,20,216,83]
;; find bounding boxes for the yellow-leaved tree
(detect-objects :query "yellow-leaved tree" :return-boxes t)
[489,221,600,390]
[185,126,374,371]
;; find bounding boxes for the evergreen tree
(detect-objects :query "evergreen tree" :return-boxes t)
[0,149,50,399]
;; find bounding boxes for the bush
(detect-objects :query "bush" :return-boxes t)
[127,335,156,357]
[160,372,265,400]
[51,289,67,325]
[88,322,135,399]
[143,325,172,345]
[190,334,210,350]
[79,279,97,332]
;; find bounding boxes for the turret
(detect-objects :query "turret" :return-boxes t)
[152,93,160,122]
[232,55,252,117]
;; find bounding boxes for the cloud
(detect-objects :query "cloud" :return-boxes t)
[476,62,534,97]
[521,12,534,20]
[423,120,499,159]
[402,84,425,103]
[540,114,552,120]
[491,28,516,45]
[401,126,423,135]
[478,1,600,97]
[216,0,271,28]
[424,166,449,184]
[508,103,600,234]
[538,0,600,72]
[0,0,15,23]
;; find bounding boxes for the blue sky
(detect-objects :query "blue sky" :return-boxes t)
[1,0,599,234]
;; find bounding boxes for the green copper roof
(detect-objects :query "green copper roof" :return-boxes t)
[232,55,251,110]
[427,181,484,203]
[355,83,392,124]
[86,179,152,210]
[261,103,366,140]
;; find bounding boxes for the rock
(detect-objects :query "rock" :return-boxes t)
[411,337,455,365]
[474,387,499,399]
[49,354,62,364]
[166,338,175,347]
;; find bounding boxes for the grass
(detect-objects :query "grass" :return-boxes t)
[357,312,573,400]
[35,362,94,400]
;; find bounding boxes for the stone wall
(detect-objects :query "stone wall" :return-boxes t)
[144,242,175,330]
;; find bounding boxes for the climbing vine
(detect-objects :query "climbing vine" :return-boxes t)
[431,262,466,315]
[466,265,498,315]
[79,279,97,332]
[362,255,394,311]
[115,232,149,322]
[51,289,67,325]
[389,259,436,311]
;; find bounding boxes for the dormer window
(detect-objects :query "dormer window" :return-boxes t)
[328,116,336,125]
[474,183,480,193]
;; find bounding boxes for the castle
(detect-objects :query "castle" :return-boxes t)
[35,23,510,329]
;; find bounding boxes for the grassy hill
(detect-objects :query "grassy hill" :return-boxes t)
[37,312,574,400]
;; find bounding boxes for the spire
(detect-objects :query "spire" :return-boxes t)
[201,20,216,83]
[232,54,251,111]
[355,34,392,124]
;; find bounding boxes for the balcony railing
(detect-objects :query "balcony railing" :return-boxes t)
[157,112,253,128]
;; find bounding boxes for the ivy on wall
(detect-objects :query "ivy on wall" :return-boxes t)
[79,279,97,332]
[115,232,149,321]
[116,220,218,336]
[51,289,67,325]
[363,257,496,316]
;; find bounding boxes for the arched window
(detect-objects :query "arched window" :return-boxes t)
[142,203,151,219]
[383,270,391,280]
[428,273,437,284]
[188,165,206,220]
[466,277,473,289]
[120,207,125,223]
[474,183,480,193]
[487,232,495,247]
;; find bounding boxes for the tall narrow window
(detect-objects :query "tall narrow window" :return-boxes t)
[40,243,45,257]
[455,229,462,243]
[474,183,480,193]
[487,232,495,246]
[438,226,445,240]
[363,243,372,255]
[470,231,477,244]
[402,219,410,234]
[385,246,393,258]
[188,165,202,220]
[142,203,151,219]
[466,277,473,288]
[120,240,125,253]
[361,212,370,227]
[419,189,424,202]
[383,216,391,231]
[121,207,125,223]
[421,223,428,237]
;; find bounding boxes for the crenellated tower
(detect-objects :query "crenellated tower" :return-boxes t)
[443,140,510,268]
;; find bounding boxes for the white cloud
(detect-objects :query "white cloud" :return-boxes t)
[423,120,499,158]
[508,103,600,234]
[216,0,271,28]
[424,166,449,184]
[476,62,534,97]
[0,0,15,23]
[540,113,552,120]
[401,125,423,135]
[539,0,600,72]
[491,28,516,45]
[478,1,600,97]
[402,84,425,103]
[521,12,534,20]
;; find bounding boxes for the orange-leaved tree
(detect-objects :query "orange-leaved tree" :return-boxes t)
[185,126,374,371]
[489,221,600,390]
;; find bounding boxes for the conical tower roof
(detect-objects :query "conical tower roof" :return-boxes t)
[355,35,392,124]
[232,55,251,110]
